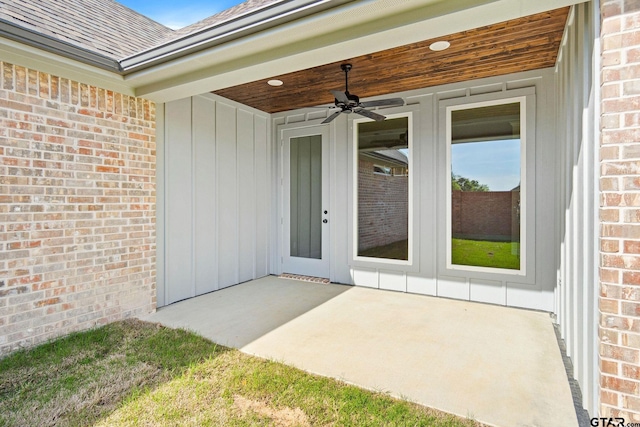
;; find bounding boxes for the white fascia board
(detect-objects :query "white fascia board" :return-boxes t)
[131,0,585,104]
[120,0,354,71]
[0,38,133,96]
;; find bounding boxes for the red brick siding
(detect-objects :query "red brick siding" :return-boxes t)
[600,0,640,421]
[0,61,156,355]
[357,159,408,251]
[452,190,520,240]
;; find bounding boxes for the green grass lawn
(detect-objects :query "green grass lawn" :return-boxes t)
[358,238,520,270]
[451,238,520,270]
[0,319,483,427]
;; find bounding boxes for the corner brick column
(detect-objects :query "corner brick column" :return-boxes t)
[0,62,156,355]
[600,0,640,421]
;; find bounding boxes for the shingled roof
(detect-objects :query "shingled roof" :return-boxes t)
[172,0,281,38]
[0,0,175,59]
[0,0,286,62]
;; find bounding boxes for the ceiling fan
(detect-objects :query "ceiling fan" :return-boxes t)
[321,63,404,124]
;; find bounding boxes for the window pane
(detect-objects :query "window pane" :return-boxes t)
[450,103,521,270]
[290,135,322,259]
[357,117,409,260]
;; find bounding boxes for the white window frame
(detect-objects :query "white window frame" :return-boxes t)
[439,89,536,283]
[350,111,418,270]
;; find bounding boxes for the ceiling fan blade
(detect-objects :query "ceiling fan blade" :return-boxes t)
[322,110,342,124]
[359,98,405,108]
[354,108,386,122]
[330,90,350,104]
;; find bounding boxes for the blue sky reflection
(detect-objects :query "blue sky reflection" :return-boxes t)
[451,139,520,191]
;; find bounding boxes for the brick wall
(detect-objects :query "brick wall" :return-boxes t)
[451,190,519,241]
[599,0,640,421]
[0,61,156,356]
[357,159,408,251]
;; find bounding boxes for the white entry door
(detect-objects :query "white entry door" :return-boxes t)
[282,125,330,278]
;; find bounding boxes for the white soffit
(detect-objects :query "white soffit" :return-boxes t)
[130,0,586,103]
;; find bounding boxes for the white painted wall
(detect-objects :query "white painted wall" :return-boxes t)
[273,68,559,312]
[157,94,271,306]
[555,2,599,416]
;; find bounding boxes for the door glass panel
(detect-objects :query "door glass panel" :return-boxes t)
[450,102,522,270]
[357,117,409,260]
[290,135,322,259]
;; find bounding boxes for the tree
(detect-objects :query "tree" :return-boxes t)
[451,173,490,191]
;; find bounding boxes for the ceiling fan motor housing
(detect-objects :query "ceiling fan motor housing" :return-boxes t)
[336,91,359,109]
[322,63,404,124]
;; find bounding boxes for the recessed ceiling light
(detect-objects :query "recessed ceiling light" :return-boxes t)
[429,41,450,51]
[267,79,283,86]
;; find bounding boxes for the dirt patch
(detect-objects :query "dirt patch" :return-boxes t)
[3,353,160,427]
[234,395,310,427]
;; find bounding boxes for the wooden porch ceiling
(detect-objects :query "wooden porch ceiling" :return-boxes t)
[213,7,569,114]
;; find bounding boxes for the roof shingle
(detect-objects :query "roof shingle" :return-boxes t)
[0,0,175,59]
[171,0,281,38]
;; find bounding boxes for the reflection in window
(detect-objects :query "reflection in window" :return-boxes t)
[290,135,322,259]
[450,102,522,270]
[357,117,409,260]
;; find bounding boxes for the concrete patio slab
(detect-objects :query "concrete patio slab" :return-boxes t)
[141,276,578,427]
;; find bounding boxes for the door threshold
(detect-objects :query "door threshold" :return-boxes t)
[279,273,330,284]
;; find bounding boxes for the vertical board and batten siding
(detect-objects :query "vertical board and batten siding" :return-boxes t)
[238,109,257,283]
[217,103,238,288]
[158,94,271,306]
[193,96,217,296]
[164,98,193,304]
[555,2,599,416]
[272,68,559,312]
[289,136,323,258]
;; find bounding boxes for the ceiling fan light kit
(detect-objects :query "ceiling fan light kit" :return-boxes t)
[321,64,405,124]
